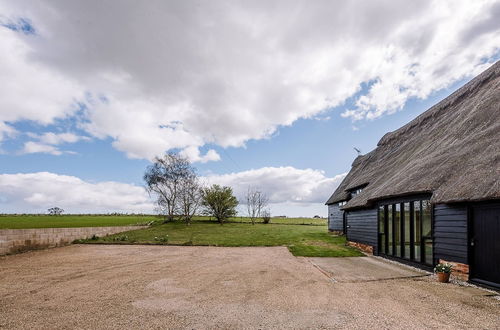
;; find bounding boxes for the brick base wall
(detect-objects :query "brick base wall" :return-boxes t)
[347,241,373,255]
[439,259,469,281]
[329,230,344,235]
[0,226,147,255]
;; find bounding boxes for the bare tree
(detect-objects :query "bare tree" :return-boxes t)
[48,207,64,215]
[246,187,269,225]
[178,175,202,225]
[144,152,195,222]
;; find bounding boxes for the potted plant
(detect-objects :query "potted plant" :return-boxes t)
[434,263,453,283]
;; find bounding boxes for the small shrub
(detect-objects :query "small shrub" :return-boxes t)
[154,235,169,243]
[262,210,271,224]
[113,235,128,242]
[90,234,99,240]
[434,263,453,273]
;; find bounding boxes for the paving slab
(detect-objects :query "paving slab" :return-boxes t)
[307,256,429,282]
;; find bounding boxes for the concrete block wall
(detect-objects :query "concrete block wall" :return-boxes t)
[0,226,147,255]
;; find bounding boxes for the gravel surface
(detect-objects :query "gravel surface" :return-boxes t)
[0,245,498,329]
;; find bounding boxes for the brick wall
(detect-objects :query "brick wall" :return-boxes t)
[0,226,147,255]
[439,259,470,281]
[347,241,374,255]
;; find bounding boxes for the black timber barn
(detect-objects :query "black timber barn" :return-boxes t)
[326,61,500,288]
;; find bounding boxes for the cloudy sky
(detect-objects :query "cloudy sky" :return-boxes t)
[0,0,499,216]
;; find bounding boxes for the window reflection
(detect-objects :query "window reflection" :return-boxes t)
[414,201,421,262]
[378,206,385,255]
[422,200,433,265]
[394,204,401,257]
[387,204,393,255]
[404,202,410,260]
[377,199,432,265]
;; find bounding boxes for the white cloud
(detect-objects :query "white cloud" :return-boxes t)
[0,122,17,142]
[21,141,63,156]
[0,22,83,125]
[0,0,499,158]
[180,146,220,164]
[0,172,154,213]
[20,132,89,155]
[35,132,90,145]
[0,168,345,216]
[204,167,346,205]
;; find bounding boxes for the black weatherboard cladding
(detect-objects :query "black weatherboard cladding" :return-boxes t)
[328,204,343,231]
[345,208,378,250]
[433,204,468,264]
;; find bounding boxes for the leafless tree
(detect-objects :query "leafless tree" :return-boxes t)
[144,152,195,222]
[246,187,269,225]
[178,176,202,225]
[48,207,64,215]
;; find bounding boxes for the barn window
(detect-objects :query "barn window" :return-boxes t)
[378,198,433,266]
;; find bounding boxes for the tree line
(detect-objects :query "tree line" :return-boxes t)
[144,152,270,225]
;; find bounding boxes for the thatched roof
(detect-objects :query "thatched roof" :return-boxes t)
[326,61,500,209]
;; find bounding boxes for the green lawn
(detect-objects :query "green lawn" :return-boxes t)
[79,221,363,257]
[0,214,326,229]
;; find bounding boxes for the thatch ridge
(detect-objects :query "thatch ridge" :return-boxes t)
[326,61,500,209]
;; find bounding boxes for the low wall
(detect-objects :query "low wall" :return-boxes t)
[439,259,470,281]
[0,226,147,255]
[347,241,374,255]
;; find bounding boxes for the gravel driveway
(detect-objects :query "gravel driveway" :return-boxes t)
[0,245,498,329]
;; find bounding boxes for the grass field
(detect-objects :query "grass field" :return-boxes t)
[0,214,356,257]
[78,221,363,257]
[0,215,157,229]
[0,214,326,229]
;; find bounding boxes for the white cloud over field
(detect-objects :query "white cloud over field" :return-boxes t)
[0,172,154,214]
[0,0,499,160]
[205,167,346,204]
[0,168,344,216]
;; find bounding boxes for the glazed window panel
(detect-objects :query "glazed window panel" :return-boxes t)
[387,204,393,255]
[378,206,386,255]
[422,200,433,265]
[422,200,432,237]
[403,202,411,260]
[377,198,432,266]
[394,203,401,257]
[414,201,421,262]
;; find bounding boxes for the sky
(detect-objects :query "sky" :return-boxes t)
[0,0,499,216]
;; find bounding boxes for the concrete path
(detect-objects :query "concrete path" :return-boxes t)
[307,256,429,283]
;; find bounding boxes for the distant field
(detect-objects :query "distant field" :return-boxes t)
[0,214,326,229]
[0,215,157,229]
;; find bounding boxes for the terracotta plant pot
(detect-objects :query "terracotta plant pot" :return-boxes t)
[437,272,451,283]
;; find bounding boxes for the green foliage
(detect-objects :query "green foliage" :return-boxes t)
[201,184,238,224]
[262,210,271,224]
[113,235,129,242]
[434,262,453,273]
[154,235,169,243]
